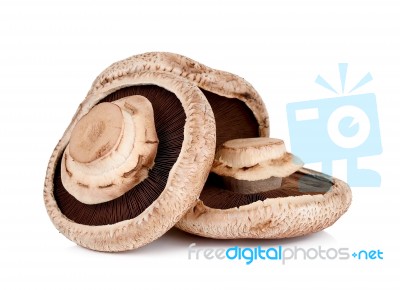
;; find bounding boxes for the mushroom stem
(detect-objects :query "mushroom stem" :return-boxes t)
[61,95,158,204]
[68,102,124,164]
[211,137,303,195]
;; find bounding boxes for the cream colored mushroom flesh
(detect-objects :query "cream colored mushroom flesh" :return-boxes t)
[61,95,158,204]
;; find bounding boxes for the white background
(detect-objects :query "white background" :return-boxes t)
[1,0,399,289]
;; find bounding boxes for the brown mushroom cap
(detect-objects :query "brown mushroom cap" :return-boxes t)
[177,138,352,239]
[44,71,216,251]
[177,167,352,239]
[177,136,351,239]
[44,52,269,251]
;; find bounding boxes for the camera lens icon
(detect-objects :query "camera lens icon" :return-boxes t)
[327,105,371,149]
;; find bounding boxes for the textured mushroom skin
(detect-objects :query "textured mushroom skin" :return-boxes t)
[44,71,216,251]
[176,168,352,239]
[89,52,269,138]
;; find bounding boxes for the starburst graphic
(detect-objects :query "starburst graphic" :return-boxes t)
[315,63,373,95]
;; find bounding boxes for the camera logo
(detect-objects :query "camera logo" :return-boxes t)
[286,64,382,187]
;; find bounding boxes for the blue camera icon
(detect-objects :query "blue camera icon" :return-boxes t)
[286,65,382,187]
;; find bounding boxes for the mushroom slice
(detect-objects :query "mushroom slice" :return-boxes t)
[44,71,215,252]
[176,137,352,239]
[61,95,158,204]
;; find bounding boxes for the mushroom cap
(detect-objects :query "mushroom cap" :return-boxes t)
[44,71,216,251]
[212,137,304,181]
[177,137,351,239]
[45,52,270,251]
[176,168,352,239]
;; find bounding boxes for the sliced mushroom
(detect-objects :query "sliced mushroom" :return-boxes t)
[176,137,352,239]
[61,95,158,204]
